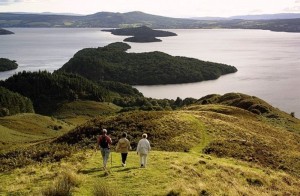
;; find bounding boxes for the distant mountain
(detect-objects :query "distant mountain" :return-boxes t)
[192,13,300,20]
[2,12,82,16]
[190,17,228,20]
[0,11,300,32]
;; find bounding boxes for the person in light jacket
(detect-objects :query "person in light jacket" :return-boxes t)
[136,133,151,168]
[116,132,132,167]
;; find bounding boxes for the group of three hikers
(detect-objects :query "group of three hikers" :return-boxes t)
[96,129,151,169]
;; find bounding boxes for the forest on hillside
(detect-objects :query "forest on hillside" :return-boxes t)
[0,86,34,116]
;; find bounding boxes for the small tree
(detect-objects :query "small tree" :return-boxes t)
[0,108,10,117]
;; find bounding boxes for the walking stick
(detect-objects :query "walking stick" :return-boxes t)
[111,150,113,167]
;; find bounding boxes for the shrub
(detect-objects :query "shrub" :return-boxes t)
[166,190,180,196]
[246,178,263,186]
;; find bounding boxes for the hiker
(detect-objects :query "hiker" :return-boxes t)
[136,133,151,168]
[97,129,112,169]
[115,132,132,167]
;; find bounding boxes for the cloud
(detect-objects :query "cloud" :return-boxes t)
[283,0,300,12]
[0,0,23,5]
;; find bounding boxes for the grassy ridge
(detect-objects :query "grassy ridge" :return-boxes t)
[53,103,300,177]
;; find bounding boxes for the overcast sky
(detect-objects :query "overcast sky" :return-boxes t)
[1,0,300,17]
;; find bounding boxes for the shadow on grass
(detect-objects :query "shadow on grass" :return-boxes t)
[79,168,102,174]
[114,166,140,172]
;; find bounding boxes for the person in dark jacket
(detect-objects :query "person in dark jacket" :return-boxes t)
[97,129,112,169]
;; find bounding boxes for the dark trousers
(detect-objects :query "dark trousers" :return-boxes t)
[121,153,128,164]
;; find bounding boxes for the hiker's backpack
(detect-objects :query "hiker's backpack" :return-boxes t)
[100,135,109,148]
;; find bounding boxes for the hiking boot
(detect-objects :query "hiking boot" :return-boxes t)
[122,163,126,167]
[141,164,144,168]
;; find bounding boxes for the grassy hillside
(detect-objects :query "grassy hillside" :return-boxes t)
[0,94,299,195]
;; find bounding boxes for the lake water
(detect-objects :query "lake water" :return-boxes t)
[0,28,299,117]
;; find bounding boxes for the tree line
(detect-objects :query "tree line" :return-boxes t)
[0,86,34,116]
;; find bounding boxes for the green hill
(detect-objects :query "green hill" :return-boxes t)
[57,42,237,85]
[0,71,144,115]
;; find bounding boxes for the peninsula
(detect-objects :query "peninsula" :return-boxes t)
[0,58,18,72]
[0,28,14,35]
[57,42,237,85]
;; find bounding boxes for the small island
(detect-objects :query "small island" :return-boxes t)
[0,28,14,35]
[0,58,18,72]
[102,26,177,43]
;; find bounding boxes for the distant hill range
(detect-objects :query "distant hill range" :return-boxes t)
[1,11,300,32]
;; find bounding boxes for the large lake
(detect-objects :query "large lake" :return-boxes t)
[0,28,299,117]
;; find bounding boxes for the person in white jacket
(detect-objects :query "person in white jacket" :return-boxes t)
[136,133,151,168]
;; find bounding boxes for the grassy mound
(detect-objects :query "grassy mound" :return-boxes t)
[54,101,121,124]
[0,113,74,152]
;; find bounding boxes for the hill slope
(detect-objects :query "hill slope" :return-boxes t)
[1,100,300,195]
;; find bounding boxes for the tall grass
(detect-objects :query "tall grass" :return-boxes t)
[42,170,81,196]
[93,180,118,196]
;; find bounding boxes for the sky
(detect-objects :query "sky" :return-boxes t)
[0,0,300,18]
